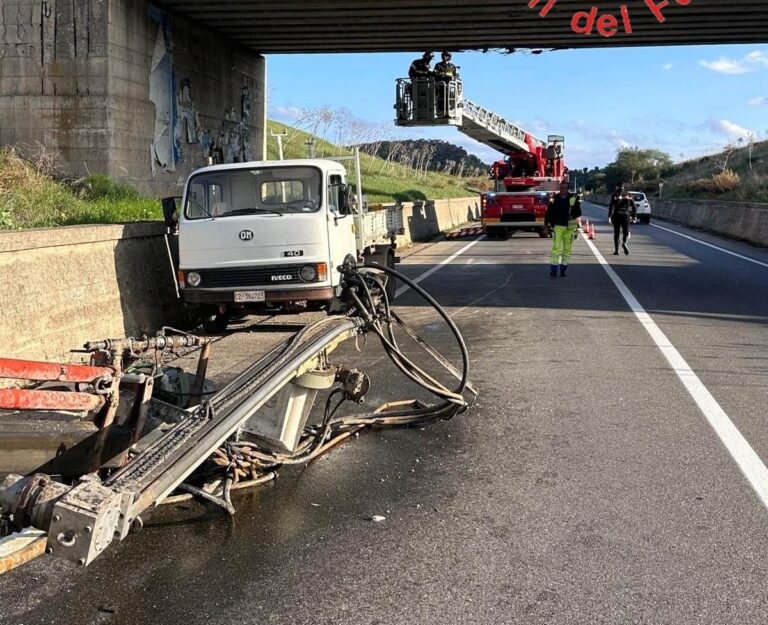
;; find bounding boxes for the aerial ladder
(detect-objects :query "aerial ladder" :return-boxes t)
[395,77,567,237]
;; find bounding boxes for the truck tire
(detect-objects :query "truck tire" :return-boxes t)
[538,228,550,238]
[202,310,230,334]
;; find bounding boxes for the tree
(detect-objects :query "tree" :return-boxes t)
[603,147,673,189]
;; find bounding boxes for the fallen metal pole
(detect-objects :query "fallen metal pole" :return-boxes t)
[0,317,363,566]
[109,317,363,517]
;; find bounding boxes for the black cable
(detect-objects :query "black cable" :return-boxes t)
[177,483,235,515]
[361,261,472,417]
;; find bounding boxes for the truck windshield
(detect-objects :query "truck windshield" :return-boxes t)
[184,166,322,220]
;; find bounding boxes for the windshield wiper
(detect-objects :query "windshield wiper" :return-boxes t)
[227,207,284,217]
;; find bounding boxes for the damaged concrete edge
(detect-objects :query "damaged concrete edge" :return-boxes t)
[0,528,47,575]
[0,222,167,253]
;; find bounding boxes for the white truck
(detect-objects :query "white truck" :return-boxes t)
[165,155,403,332]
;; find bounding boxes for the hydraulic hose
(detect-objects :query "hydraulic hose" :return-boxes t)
[363,261,471,401]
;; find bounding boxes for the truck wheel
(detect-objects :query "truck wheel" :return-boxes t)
[538,228,550,238]
[202,311,230,334]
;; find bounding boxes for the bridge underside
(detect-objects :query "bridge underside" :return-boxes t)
[157,0,768,53]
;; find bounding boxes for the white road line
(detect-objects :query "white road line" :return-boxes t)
[394,236,486,298]
[585,202,768,269]
[650,223,768,269]
[583,236,768,510]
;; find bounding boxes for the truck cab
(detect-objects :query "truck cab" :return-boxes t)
[175,159,362,330]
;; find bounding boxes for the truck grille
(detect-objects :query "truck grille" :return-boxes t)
[199,264,305,288]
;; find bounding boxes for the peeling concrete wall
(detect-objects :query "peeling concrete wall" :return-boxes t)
[0,0,266,197]
[107,0,266,197]
[0,222,183,360]
[0,0,110,176]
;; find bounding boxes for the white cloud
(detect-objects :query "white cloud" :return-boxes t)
[746,50,768,67]
[662,63,674,71]
[699,57,750,74]
[749,96,768,107]
[705,118,756,141]
[699,49,768,74]
[269,105,304,122]
[530,118,551,133]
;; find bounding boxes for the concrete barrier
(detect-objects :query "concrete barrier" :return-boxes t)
[397,196,480,245]
[588,194,768,247]
[0,196,480,360]
[0,223,183,361]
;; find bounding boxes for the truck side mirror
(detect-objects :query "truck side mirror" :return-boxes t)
[161,196,180,230]
[337,184,351,217]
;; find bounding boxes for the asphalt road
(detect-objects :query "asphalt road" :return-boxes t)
[3,205,768,624]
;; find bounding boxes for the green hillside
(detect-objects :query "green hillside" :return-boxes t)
[0,122,489,230]
[0,148,160,230]
[661,140,768,203]
[265,120,488,203]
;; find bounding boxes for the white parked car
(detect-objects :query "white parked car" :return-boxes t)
[630,191,651,224]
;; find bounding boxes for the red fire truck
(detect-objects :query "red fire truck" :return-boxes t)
[481,134,568,239]
[395,76,568,239]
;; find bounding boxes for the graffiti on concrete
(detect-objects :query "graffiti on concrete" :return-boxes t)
[148,5,254,173]
[148,8,178,173]
[178,78,200,144]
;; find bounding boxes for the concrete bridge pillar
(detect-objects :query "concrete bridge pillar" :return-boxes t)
[0,0,266,197]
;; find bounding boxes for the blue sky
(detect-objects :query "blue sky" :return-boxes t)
[266,44,768,169]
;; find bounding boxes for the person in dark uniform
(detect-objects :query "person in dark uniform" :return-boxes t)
[434,51,458,81]
[433,51,459,117]
[608,183,637,255]
[545,181,582,277]
[409,52,434,79]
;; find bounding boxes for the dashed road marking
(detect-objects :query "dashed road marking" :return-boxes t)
[395,236,486,299]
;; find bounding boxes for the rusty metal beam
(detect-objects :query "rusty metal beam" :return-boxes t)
[0,358,114,384]
[0,389,104,412]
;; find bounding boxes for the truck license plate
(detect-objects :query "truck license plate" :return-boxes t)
[234,290,265,303]
[513,204,524,209]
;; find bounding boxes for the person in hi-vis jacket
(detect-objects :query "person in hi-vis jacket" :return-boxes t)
[545,181,582,278]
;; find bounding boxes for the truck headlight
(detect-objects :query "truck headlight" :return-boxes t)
[186,271,202,287]
[300,265,317,282]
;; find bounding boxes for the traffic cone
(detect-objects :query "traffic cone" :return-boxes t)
[583,219,589,232]
[588,223,596,240]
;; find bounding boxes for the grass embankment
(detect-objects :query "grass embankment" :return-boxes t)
[1,122,488,230]
[0,148,159,230]
[266,120,488,203]
[660,140,768,203]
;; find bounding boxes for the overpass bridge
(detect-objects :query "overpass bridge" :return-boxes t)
[158,0,768,52]
[0,0,767,197]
